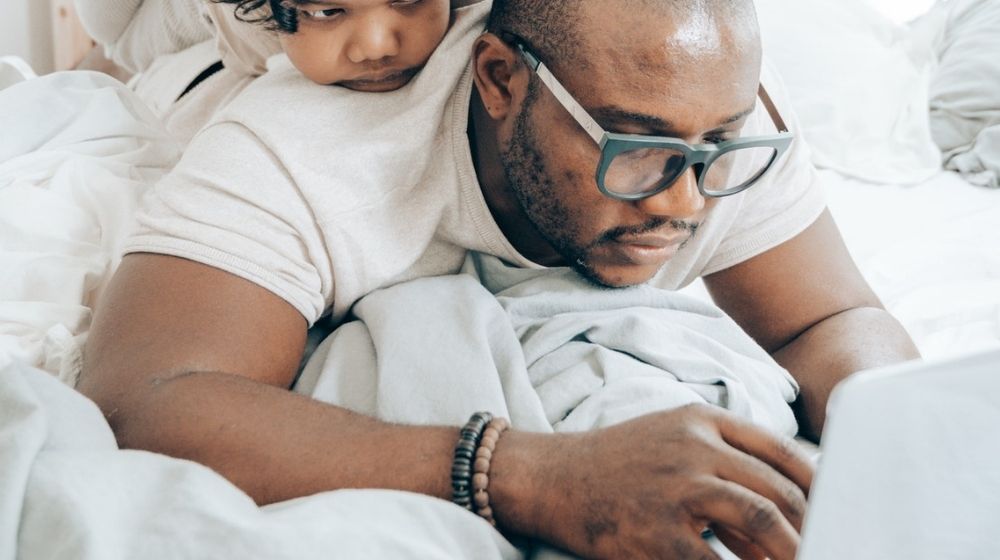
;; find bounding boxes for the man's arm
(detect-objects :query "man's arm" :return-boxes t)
[704,209,921,441]
[81,253,815,559]
[78,253,465,504]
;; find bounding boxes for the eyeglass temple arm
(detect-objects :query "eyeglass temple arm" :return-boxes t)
[518,46,608,145]
[758,84,788,134]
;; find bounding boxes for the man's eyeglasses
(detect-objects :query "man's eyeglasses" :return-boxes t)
[499,32,795,201]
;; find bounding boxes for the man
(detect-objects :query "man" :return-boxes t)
[79,0,919,558]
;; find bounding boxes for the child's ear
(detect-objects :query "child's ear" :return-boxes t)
[471,33,528,121]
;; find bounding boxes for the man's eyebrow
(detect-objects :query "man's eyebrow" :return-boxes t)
[717,105,757,127]
[591,107,673,133]
[590,104,757,135]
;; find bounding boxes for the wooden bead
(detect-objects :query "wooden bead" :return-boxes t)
[474,491,490,508]
[478,506,493,520]
[480,435,497,450]
[482,427,500,442]
[472,473,489,490]
[473,457,490,474]
[475,446,492,460]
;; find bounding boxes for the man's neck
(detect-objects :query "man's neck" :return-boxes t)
[466,89,564,266]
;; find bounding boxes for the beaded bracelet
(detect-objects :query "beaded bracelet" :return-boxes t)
[451,411,510,526]
[451,412,493,511]
[471,417,510,526]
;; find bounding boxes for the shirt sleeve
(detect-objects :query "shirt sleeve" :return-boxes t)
[125,122,333,324]
[701,62,828,276]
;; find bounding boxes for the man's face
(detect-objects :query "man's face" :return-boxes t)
[497,4,762,287]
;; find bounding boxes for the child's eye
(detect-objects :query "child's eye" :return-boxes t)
[300,7,345,20]
[391,0,423,5]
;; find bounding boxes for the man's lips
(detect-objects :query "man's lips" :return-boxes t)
[613,232,687,249]
[608,232,688,266]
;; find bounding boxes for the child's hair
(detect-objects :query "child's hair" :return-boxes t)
[211,0,300,34]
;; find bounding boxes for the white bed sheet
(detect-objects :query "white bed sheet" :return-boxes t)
[823,169,1000,359]
[679,169,1000,360]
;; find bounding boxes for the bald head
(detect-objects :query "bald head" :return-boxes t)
[487,0,759,74]
[471,0,768,286]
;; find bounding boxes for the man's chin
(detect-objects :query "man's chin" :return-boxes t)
[571,260,662,289]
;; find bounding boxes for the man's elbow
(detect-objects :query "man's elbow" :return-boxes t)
[76,359,179,448]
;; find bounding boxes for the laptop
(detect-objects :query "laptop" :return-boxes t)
[796,348,1000,559]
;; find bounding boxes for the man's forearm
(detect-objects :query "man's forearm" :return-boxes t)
[84,368,821,559]
[107,371,462,505]
[772,306,920,441]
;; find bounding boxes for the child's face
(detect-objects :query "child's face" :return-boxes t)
[279,0,452,92]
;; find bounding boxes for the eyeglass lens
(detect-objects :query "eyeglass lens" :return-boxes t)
[604,146,778,197]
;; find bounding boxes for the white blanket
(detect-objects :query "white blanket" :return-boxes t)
[292,253,798,560]
[0,250,796,559]
[0,359,519,560]
[0,71,179,382]
[297,253,799,438]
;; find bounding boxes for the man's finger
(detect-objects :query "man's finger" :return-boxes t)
[664,532,725,560]
[716,413,814,497]
[716,448,809,531]
[713,525,768,560]
[688,479,800,560]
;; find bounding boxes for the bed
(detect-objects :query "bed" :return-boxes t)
[2,1,999,558]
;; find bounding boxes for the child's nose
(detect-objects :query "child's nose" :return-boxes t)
[346,17,402,64]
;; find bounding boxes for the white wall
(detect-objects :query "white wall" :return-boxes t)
[0,0,941,76]
[869,0,938,23]
[0,0,55,74]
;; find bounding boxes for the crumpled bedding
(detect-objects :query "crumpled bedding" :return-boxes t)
[0,359,520,560]
[0,250,790,560]
[297,252,799,439]
[0,71,180,382]
[919,0,1000,188]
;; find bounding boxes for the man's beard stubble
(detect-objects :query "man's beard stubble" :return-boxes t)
[497,77,605,285]
[497,77,700,288]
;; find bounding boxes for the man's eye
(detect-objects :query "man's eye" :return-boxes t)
[703,134,731,145]
[300,8,345,20]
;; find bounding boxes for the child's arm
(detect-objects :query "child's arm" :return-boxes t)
[76,0,213,73]
[204,2,283,77]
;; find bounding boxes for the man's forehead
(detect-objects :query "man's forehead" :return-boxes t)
[560,2,761,134]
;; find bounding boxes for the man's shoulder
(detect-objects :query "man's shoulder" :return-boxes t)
[212,57,361,145]
[212,64,471,195]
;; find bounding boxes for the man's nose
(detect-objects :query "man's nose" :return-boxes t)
[345,17,401,63]
[632,167,705,219]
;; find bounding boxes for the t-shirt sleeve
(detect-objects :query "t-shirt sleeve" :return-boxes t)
[125,122,333,325]
[701,63,828,276]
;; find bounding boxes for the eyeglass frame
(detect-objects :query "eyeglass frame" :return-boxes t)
[498,32,796,201]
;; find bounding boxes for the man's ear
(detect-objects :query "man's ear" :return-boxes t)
[472,33,528,121]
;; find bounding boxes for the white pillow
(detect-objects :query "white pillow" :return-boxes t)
[755,0,941,184]
[921,0,1000,188]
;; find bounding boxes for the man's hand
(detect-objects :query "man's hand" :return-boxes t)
[492,404,813,560]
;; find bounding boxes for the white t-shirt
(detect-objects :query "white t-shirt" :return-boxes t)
[126,1,826,326]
